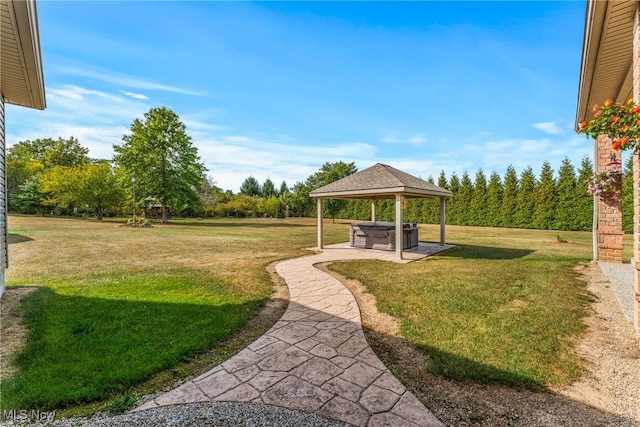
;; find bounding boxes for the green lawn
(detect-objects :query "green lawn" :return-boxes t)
[329,225,603,389]
[1,216,623,412]
[1,215,347,412]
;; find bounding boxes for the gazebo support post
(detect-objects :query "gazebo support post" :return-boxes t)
[317,198,324,250]
[371,199,376,223]
[395,193,403,260]
[439,197,446,246]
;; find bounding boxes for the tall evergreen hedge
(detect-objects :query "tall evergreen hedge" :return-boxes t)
[335,156,630,232]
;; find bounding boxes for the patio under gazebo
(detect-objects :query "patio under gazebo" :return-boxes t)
[309,163,453,260]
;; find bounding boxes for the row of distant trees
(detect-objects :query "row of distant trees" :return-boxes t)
[6,107,358,221]
[236,157,632,234]
[8,106,630,232]
[9,107,207,221]
[338,157,632,233]
[333,158,600,232]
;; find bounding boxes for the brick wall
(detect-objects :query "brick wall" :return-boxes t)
[596,135,623,263]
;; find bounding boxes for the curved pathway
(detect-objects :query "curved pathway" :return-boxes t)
[135,243,452,426]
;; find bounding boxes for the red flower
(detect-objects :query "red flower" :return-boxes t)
[579,99,640,152]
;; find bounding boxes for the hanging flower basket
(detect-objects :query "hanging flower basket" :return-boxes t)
[586,171,619,196]
[578,98,640,151]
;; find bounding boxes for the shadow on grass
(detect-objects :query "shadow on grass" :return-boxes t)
[3,282,635,427]
[1,286,265,411]
[435,244,534,260]
[360,322,635,426]
[414,342,545,389]
[7,234,33,244]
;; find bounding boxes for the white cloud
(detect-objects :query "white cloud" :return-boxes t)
[5,75,594,193]
[533,121,563,135]
[5,83,150,160]
[381,133,427,144]
[122,91,149,100]
[192,133,381,191]
[57,65,206,97]
[450,135,592,179]
[48,85,126,104]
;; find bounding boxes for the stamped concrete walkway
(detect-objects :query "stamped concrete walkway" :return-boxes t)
[135,243,453,426]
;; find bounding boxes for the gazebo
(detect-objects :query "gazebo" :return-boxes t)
[309,163,453,260]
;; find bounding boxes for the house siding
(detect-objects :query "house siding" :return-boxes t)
[0,93,6,296]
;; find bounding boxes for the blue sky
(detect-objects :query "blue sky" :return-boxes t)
[6,1,588,192]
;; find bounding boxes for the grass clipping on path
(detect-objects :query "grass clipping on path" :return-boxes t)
[329,229,594,389]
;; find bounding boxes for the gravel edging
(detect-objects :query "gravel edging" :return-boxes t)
[597,261,635,324]
[0,402,353,427]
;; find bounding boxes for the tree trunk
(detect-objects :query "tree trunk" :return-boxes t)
[162,206,168,223]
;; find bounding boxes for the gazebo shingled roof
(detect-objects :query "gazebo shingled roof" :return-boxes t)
[309,163,451,260]
[309,163,452,200]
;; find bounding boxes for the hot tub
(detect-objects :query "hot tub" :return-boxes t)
[350,221,418,251]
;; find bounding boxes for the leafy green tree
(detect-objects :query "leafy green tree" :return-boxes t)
[437,170,448,189]
[486,171,503,227]
[405,198,421,223]
[306,161,357,188]
[11,179,47,214]
[447,173,461,225]
[553,158,577,231]
[574,156,595,231]
[306,161,358,222]
[8,136,89,169]
[514,166,536,229]
[421,175,439,224]
[532,161,556,230]
[42,137,90,168]
[262,178,277,198]
[40,164,123,220]
[240,176,261,196]
[469,169,488,226]
[227,195,257,217]
[6,157,44,204]
[341,199,370,221]
[284,182,313,217]
[197,176,219,217]
[257,196,284,218]
[622,156,634,234]
[7,137,90,198]
[456,172,474,225]
[279,181,289,195]
[500,166,518,228]
[377,199,395,222]
[113,107,205,222]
